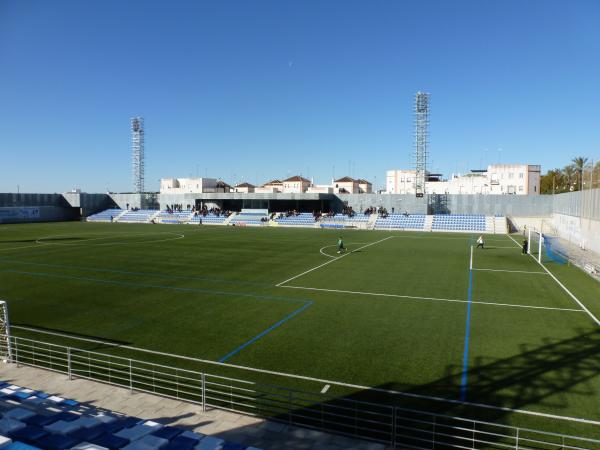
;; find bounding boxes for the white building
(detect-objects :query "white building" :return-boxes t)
[487,164,541,195]
[255,179,283,194]
[233,182,255,193]
[282,176,311,193]
[160,177,218,194]
[386,164,541,195]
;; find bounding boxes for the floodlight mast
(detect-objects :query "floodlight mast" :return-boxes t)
[0,301,12,363]
[414,92,429,198]
[131,117,145,193]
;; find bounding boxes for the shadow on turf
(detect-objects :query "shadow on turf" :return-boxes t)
[217,328,600,447]
[13,324,133,352]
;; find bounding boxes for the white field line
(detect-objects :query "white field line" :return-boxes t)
[10,325,600,426]
[470,245,473,270]
[508,234,600,326]
[321,384,330,394]
[276,236,394,286]
[278,285,583,312]
[35,232,185,246]
[508,234,524,248]
[319,242,368,259]
[529,251,600,327]
[0,244,47,252]
[472,268,547,275]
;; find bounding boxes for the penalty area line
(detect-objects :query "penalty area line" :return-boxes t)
[509,234,600,326]
[278,285,583,312]
[472,268,547,275]
[276,236,394,287]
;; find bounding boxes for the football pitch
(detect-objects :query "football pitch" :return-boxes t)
[0,222,599,437]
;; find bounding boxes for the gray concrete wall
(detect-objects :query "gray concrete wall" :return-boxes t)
[552,189,600,220]
[0,206,78,223]
[443,194,554,216]
[340,194,428,214]
[0,193,69,208]
[63,193,118,217]
[109,193,159,210]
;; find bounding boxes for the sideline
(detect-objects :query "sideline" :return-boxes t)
[9,325,600,426]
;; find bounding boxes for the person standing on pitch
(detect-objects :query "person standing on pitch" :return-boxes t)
[522,238,528,254]
[476,235,484,249]
[337,236,346,254]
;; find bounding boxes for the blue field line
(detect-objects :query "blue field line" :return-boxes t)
[219,301,313,362]
[459,268,473,401]
[1,269,312,305]
[0,257,270,287]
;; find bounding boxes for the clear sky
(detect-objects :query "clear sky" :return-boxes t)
[1,0,599,193]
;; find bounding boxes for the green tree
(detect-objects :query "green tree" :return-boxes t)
[571,156,588,191]
[540,168,567,194]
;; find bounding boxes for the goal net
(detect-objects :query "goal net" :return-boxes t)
[528,229,568,265]
[528,229,543,263]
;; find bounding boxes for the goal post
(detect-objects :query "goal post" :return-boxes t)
[528,228,543,263]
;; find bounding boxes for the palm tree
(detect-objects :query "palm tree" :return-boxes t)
[563,165,576,191]
[571,156,588,190]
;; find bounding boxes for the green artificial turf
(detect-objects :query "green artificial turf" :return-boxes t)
[0,221,599,437]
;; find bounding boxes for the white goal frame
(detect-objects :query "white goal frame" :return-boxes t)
[528,228,543,263]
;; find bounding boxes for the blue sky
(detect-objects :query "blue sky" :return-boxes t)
[1,0,599,193]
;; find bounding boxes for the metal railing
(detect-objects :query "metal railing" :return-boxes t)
[2,335,599,449]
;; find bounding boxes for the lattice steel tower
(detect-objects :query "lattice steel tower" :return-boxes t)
[413,92,429,197]
[131,117,145,193]
[0,301,12,362]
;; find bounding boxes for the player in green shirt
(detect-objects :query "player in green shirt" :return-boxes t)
[337,236,346,254]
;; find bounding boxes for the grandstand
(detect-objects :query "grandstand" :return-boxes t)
[228,211,269,226]
[374,213,427,230]
[85,208,505,234]
[156,210,193,224]
[117,210,159,223]
[0,381,259,450]
[273,212,316,227]
[85,209,123,223]
[431,214,487,232]
[189,213,229,225]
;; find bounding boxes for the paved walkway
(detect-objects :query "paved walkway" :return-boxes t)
[0,363,389,450]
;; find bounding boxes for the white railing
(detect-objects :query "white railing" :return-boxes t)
[2,335,599,449]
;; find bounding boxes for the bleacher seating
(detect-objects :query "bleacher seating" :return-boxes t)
[86,209,123,222]
[319,214,370,228]
[432,214,486,232]
[374,214,426,230]
[189,213,229,225]
[229,212,268,226]
[157,210,192,224]
[274,213,316,226]
[0,381,261,450]
[117,210,158,223]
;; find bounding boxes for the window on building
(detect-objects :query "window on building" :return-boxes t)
[519,173,524,179]
[508,172,514,179]
[519,186,523,192]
